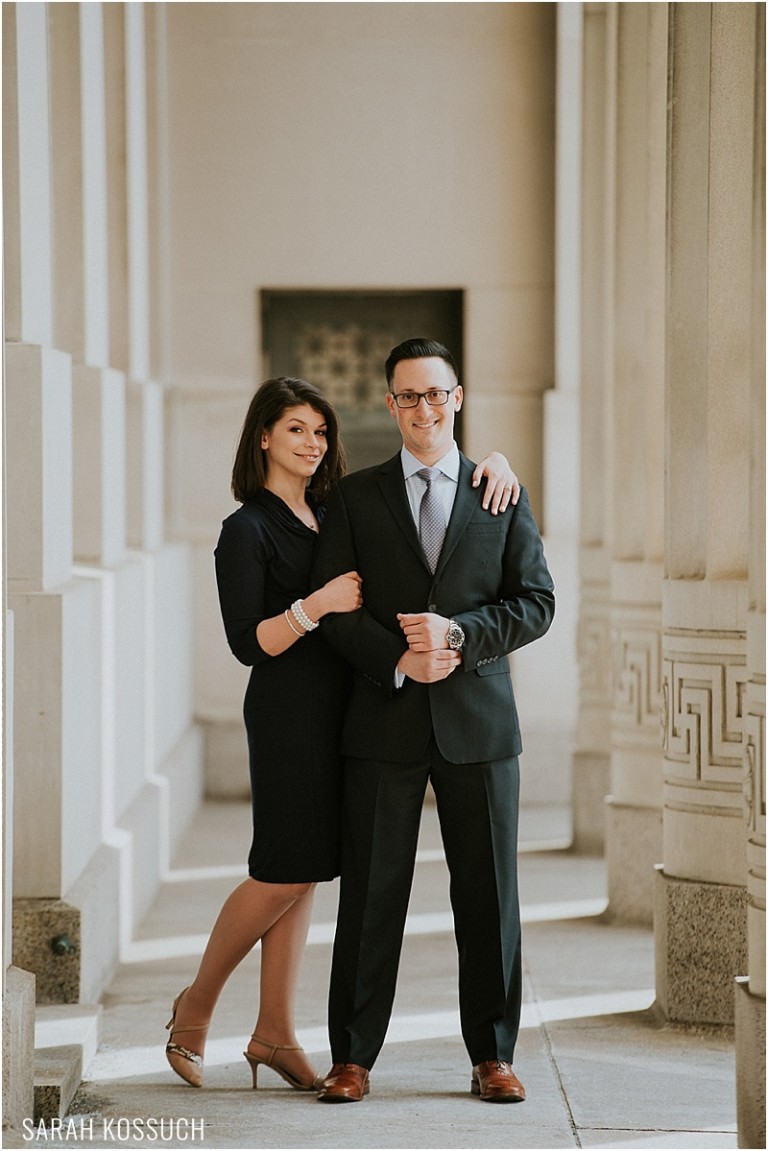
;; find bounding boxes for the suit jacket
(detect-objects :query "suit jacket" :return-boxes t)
[312,451,555,764]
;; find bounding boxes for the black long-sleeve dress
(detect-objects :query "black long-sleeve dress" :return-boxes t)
[214,490,349,883]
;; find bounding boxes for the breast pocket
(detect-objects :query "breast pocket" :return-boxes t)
[465,521,507,535]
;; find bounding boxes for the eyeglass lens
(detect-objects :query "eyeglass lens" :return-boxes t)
[392,388,454,408]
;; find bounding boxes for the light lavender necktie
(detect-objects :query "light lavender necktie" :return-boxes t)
[417,467,447,573]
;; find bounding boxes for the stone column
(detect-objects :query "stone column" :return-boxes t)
[656,3,756,1029]
[122,2,202,863]
[510,2,580,816]
[3,0,58,1124]
[8,2,123,1006]
[736,8,765,1147]
[8,2,200,1014]
[4,0,73,882]
[469,6,564,809]
[3,1,54,348]
[573,2,615,854]
[464,5,555,523]
[604,3,667,923]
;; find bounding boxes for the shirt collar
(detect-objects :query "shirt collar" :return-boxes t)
[400,442,460,482]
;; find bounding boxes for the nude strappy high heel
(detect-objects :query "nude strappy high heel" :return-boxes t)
[165,987,208,1088]
[243,1034,323,1091]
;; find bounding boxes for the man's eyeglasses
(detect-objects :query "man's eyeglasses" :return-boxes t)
[389,387,457,409]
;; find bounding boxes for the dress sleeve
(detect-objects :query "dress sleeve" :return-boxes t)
[214,511,273,667]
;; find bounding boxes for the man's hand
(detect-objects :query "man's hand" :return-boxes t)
[396,648,461,682]
[397,612,451,652]
[471,452,520,514]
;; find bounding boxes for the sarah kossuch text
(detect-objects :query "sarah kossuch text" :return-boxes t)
[23,1117,206,1142]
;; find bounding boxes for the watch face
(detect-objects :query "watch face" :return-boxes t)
[448,622,464,649]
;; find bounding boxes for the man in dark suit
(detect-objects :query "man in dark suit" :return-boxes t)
[312,338,555,1104]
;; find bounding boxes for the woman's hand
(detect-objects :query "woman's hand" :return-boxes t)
[471,452,520,514]
[305,571,363,619]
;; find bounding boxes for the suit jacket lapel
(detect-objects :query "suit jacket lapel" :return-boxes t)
[375,454,431,571]
[436,454,483,574]
[376,451,483,577]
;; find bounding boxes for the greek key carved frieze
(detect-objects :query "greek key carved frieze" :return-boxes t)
[612,625,662,733]
[742,676,766,833]
[662,637,748,785]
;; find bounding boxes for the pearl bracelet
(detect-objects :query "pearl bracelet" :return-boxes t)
[284,610,304,637]
[291,599,319,632]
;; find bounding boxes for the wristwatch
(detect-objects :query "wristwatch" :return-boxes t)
[446,619,465,651]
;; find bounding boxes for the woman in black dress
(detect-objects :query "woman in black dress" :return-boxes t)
[165,377,518,1091]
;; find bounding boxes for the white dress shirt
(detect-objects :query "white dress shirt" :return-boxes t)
[395,443,460,687]
[401,442,460,531]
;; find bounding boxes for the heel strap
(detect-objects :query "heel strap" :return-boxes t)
[249,1033,303,1065]
[166,1020,208,1034]
[166,987,209,1034]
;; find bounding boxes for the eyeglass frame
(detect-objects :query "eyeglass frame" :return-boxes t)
[388,386,458,409]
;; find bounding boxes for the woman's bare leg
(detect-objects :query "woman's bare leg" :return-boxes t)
[167,877,312,1067]
[246,884,317,1083]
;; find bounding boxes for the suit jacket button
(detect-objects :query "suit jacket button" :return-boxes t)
[428,603,437,612]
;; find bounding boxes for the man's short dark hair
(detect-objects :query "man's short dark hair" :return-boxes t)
[384,338,459,388]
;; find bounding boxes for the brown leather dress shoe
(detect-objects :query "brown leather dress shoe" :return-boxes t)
[317,1062,370,1103]
[471,1060,526,1103]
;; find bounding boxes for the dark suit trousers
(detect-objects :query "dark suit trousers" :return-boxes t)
[328,738,522,1070]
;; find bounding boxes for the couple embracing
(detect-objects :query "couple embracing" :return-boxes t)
[164,338,554,1105]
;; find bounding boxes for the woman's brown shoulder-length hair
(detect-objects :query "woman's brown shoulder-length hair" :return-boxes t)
[231,377,347,505]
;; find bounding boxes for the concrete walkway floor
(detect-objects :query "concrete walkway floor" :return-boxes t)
[17,801,738,1151]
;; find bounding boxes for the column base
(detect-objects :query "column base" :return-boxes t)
[12,841,122,1006]
[654,866,747,1024]
[2,965,36,1130]
[12,901,81,1004]
[605,799,662,924]
[735,977,766,1149]
[571,751,609,853]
